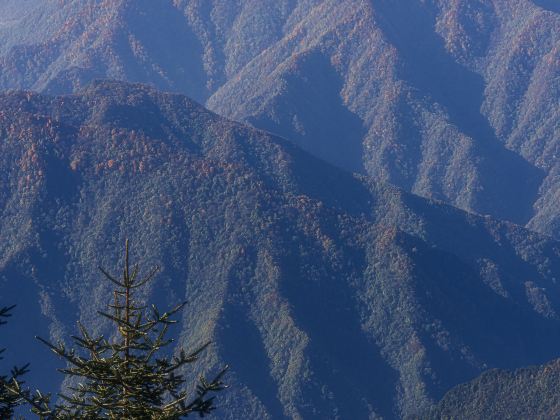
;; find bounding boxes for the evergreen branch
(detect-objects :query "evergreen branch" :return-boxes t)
[0,305,16,326]
[10,240,229,418]
[99,267,125,288]
[131,266,160,289]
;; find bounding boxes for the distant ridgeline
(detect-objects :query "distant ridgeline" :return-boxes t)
[0,0,559,239]
[0,81,560,418]
[418,358,560,419]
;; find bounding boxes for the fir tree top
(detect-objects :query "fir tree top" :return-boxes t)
[10,240,227,419]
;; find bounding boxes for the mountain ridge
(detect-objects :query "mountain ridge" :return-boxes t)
[419,358,560,419]
[2,81,560,418]
[0,0,559,240]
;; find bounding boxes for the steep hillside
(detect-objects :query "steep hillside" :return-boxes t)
[419,358,560,419]
[2,81,560,418]
[0,0,558,238]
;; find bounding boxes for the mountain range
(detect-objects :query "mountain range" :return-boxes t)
[0,0,559,238]
[1,81,560,418]
[1,1,560,418]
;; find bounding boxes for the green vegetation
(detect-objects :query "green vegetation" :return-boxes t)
[1,1,560,418]
[0,305,27,418]
[9,241,227,419]
[419,359,560,419]
[1,81,560,418]
[2,0,559,235]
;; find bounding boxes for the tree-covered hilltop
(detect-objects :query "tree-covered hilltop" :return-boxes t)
[419,358,560,419]
[1,81,560,418]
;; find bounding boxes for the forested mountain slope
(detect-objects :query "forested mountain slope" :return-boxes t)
[2,81,560,418]
[420,358,560,419]
[0,0,559,238]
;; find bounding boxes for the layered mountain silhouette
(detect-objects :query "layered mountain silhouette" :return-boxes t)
[0,0,559,238]
[2,81,560,418]
[420,358,560,419]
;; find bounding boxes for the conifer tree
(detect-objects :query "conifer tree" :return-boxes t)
[0,305,28,418]
[11,240,227,419]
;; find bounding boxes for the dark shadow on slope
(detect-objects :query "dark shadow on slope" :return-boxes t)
[27,123,83,357]
[233,127,373,218]
[279,247,399,419]
[43,1,209,99]
[532,0,560,13]
[0,42,64,92]
[43,67,105,96]
[288,143,374,216]
[371,0,544,224]
[0,261,64,396]
[119,0,209,102]
[218,303,288,419]
[217,250,287,419]
[402,192,560,307]
[402,232,560,401]
[247,50,366,175]
[150,208,192,309]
